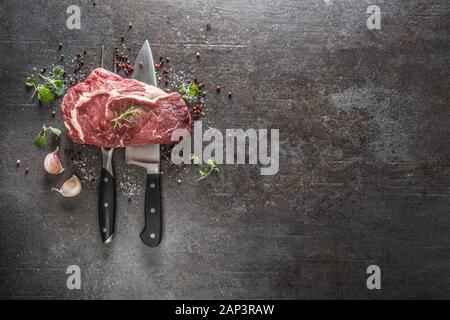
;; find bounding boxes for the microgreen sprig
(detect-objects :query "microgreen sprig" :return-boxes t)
[180,81,204,101]
[191,155,219,181]
[25,66,65,103]
[34,124,62,148]
[111,106,142,129]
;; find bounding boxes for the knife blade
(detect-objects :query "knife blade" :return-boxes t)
[126,40,162,247]
[98,45,116,244]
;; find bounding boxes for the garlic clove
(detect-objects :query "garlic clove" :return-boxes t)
[44,147,64,174]
[52,175,82,197]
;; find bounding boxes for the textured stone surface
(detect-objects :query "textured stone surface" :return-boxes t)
[0,0,449,299]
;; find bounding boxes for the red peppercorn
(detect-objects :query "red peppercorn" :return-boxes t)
[154,63,160,69]
[215,85,221,93]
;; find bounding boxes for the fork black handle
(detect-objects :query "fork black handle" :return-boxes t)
[141,174,162,247]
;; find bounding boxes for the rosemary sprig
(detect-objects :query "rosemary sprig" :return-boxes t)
[111,106,142,129]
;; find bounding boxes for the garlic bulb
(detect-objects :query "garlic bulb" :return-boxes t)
[44,147,64,174]
[52,175,82,197]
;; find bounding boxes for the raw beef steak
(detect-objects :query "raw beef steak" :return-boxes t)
[61,68,192,148]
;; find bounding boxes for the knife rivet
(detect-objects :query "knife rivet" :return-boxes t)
[150,183,155,188]
[102,228,107,233]
[103,177,108,183]
[150,233,155,238]
[150,208,155,213]
[104,202,108,208]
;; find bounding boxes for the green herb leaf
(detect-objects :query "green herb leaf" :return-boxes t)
[52,66,64,77]
[52,82,65,96]
[34,134,48,148]
[34,124,62,148]
[25,76,37,87]
[37,86,54,103]
[48,127,62,136]
[27,65,66,103]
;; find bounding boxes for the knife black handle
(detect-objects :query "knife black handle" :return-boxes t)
[99,168,116,244]
[141,174,162,247]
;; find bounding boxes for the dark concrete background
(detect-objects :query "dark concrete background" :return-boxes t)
[0,0,449,299]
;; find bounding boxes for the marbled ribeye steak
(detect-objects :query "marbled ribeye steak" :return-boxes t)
[61,68,191,148]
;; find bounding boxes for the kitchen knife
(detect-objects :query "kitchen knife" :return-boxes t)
[126,40,162,247]
[98,45,116,244]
